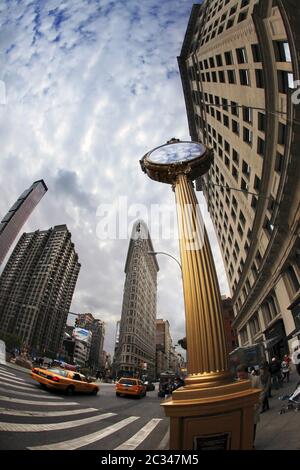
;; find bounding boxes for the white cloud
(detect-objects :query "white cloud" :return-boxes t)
[0,0,229,356]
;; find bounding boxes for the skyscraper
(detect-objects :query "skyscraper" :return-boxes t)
[179,1,300,357]
[155,319,173,378]
[0,224,81,356]
[0,180,48,266]
[75,313,105,371]
[114,220,159,380]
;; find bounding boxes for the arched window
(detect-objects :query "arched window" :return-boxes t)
[286,265,300,294]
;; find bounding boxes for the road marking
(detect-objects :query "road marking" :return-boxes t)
[0,379,42,391]
[114,418,162,450]
[0,370,17,378]
[28,416,139,450]
[0,395,78,406]
[0,412,116,432]
[157,428,169,450]
[0,372,27,383]
[0,407,98,417]
[0,377,36,388]
[0,386,62,400]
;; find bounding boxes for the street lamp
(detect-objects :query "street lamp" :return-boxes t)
[140,138,260,450]
[147,251,182,272]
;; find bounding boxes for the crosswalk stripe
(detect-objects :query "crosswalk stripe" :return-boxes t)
[0,372,27,383]
[0,370,17,378]
[0,376,36,388]
[0,412,116,432]
[0,386,62,400]
[0,379,42,391]
[0,407,98,417]
[114,418,162,450]
[28,416,140,450]
[0,395,78,406]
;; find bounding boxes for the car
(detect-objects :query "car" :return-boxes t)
[31,367,100,395]
[143,381,155,391]
[115,377,147,398]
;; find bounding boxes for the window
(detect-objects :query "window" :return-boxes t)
[231,101,239,117]
[219,70,225,83]
[275,152,284,173]
[257,137,265,156]
[286,265,300,294]
[232,149,239,164]
[251,44,262,62]
[232,120,240,135]
[222,98,228,111]
[263,295,279,324]
[240,327,248,345]
[236,47,248,64]
[242,160,251,178]
[278,70,295,93]
[255,69,265,88]
[250,314,261,336]
[227,69,236,84]
[274,41,292,62]
[238,10,248,23]
[239,69,251,86]
[232,165,238,181]
[225,51,233,65]
[216,54,223,67]
[209,57,215,68]
[278,123,287,145]
[243,127,252,145]
[243,106,253,123]
[254,175,261,191]
[258,112,266,132]
[223,114,229,127]
[239,210,246,227]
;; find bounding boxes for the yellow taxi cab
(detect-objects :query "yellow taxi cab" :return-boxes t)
[115,377,146,398]
[31,367,100,395]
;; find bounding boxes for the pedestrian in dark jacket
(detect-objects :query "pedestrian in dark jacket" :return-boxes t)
[270,357,282,390]
[259,365,271,412]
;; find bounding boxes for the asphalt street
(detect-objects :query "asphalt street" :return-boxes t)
[0,363,169,450]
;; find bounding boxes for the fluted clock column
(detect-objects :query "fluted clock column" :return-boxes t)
[175,174,230,387]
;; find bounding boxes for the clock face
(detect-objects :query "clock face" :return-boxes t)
[147,142,206,165]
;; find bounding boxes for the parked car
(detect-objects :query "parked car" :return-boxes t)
[116,377,147,398]
[31,367,100,395]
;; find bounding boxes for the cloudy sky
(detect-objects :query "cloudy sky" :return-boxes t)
[0,0,230,356]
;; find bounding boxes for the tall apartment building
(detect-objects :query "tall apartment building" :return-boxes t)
[114,220,159,380]
[0,225,81,356]
[179,1,300,359]
[75,313,105,371]
[0,180,48,265]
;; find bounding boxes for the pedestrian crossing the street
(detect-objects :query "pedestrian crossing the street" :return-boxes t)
[0,364,167,450]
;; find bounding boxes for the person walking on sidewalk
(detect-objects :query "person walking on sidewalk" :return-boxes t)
[270,357,282,390]
[281,357,290,383]
[259,365,271,412]
[236,364,264,447]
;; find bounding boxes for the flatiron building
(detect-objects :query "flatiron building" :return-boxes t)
[114,220,159,380]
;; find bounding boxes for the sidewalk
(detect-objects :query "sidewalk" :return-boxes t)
[255,370,300,450]
[159,371,300,451]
